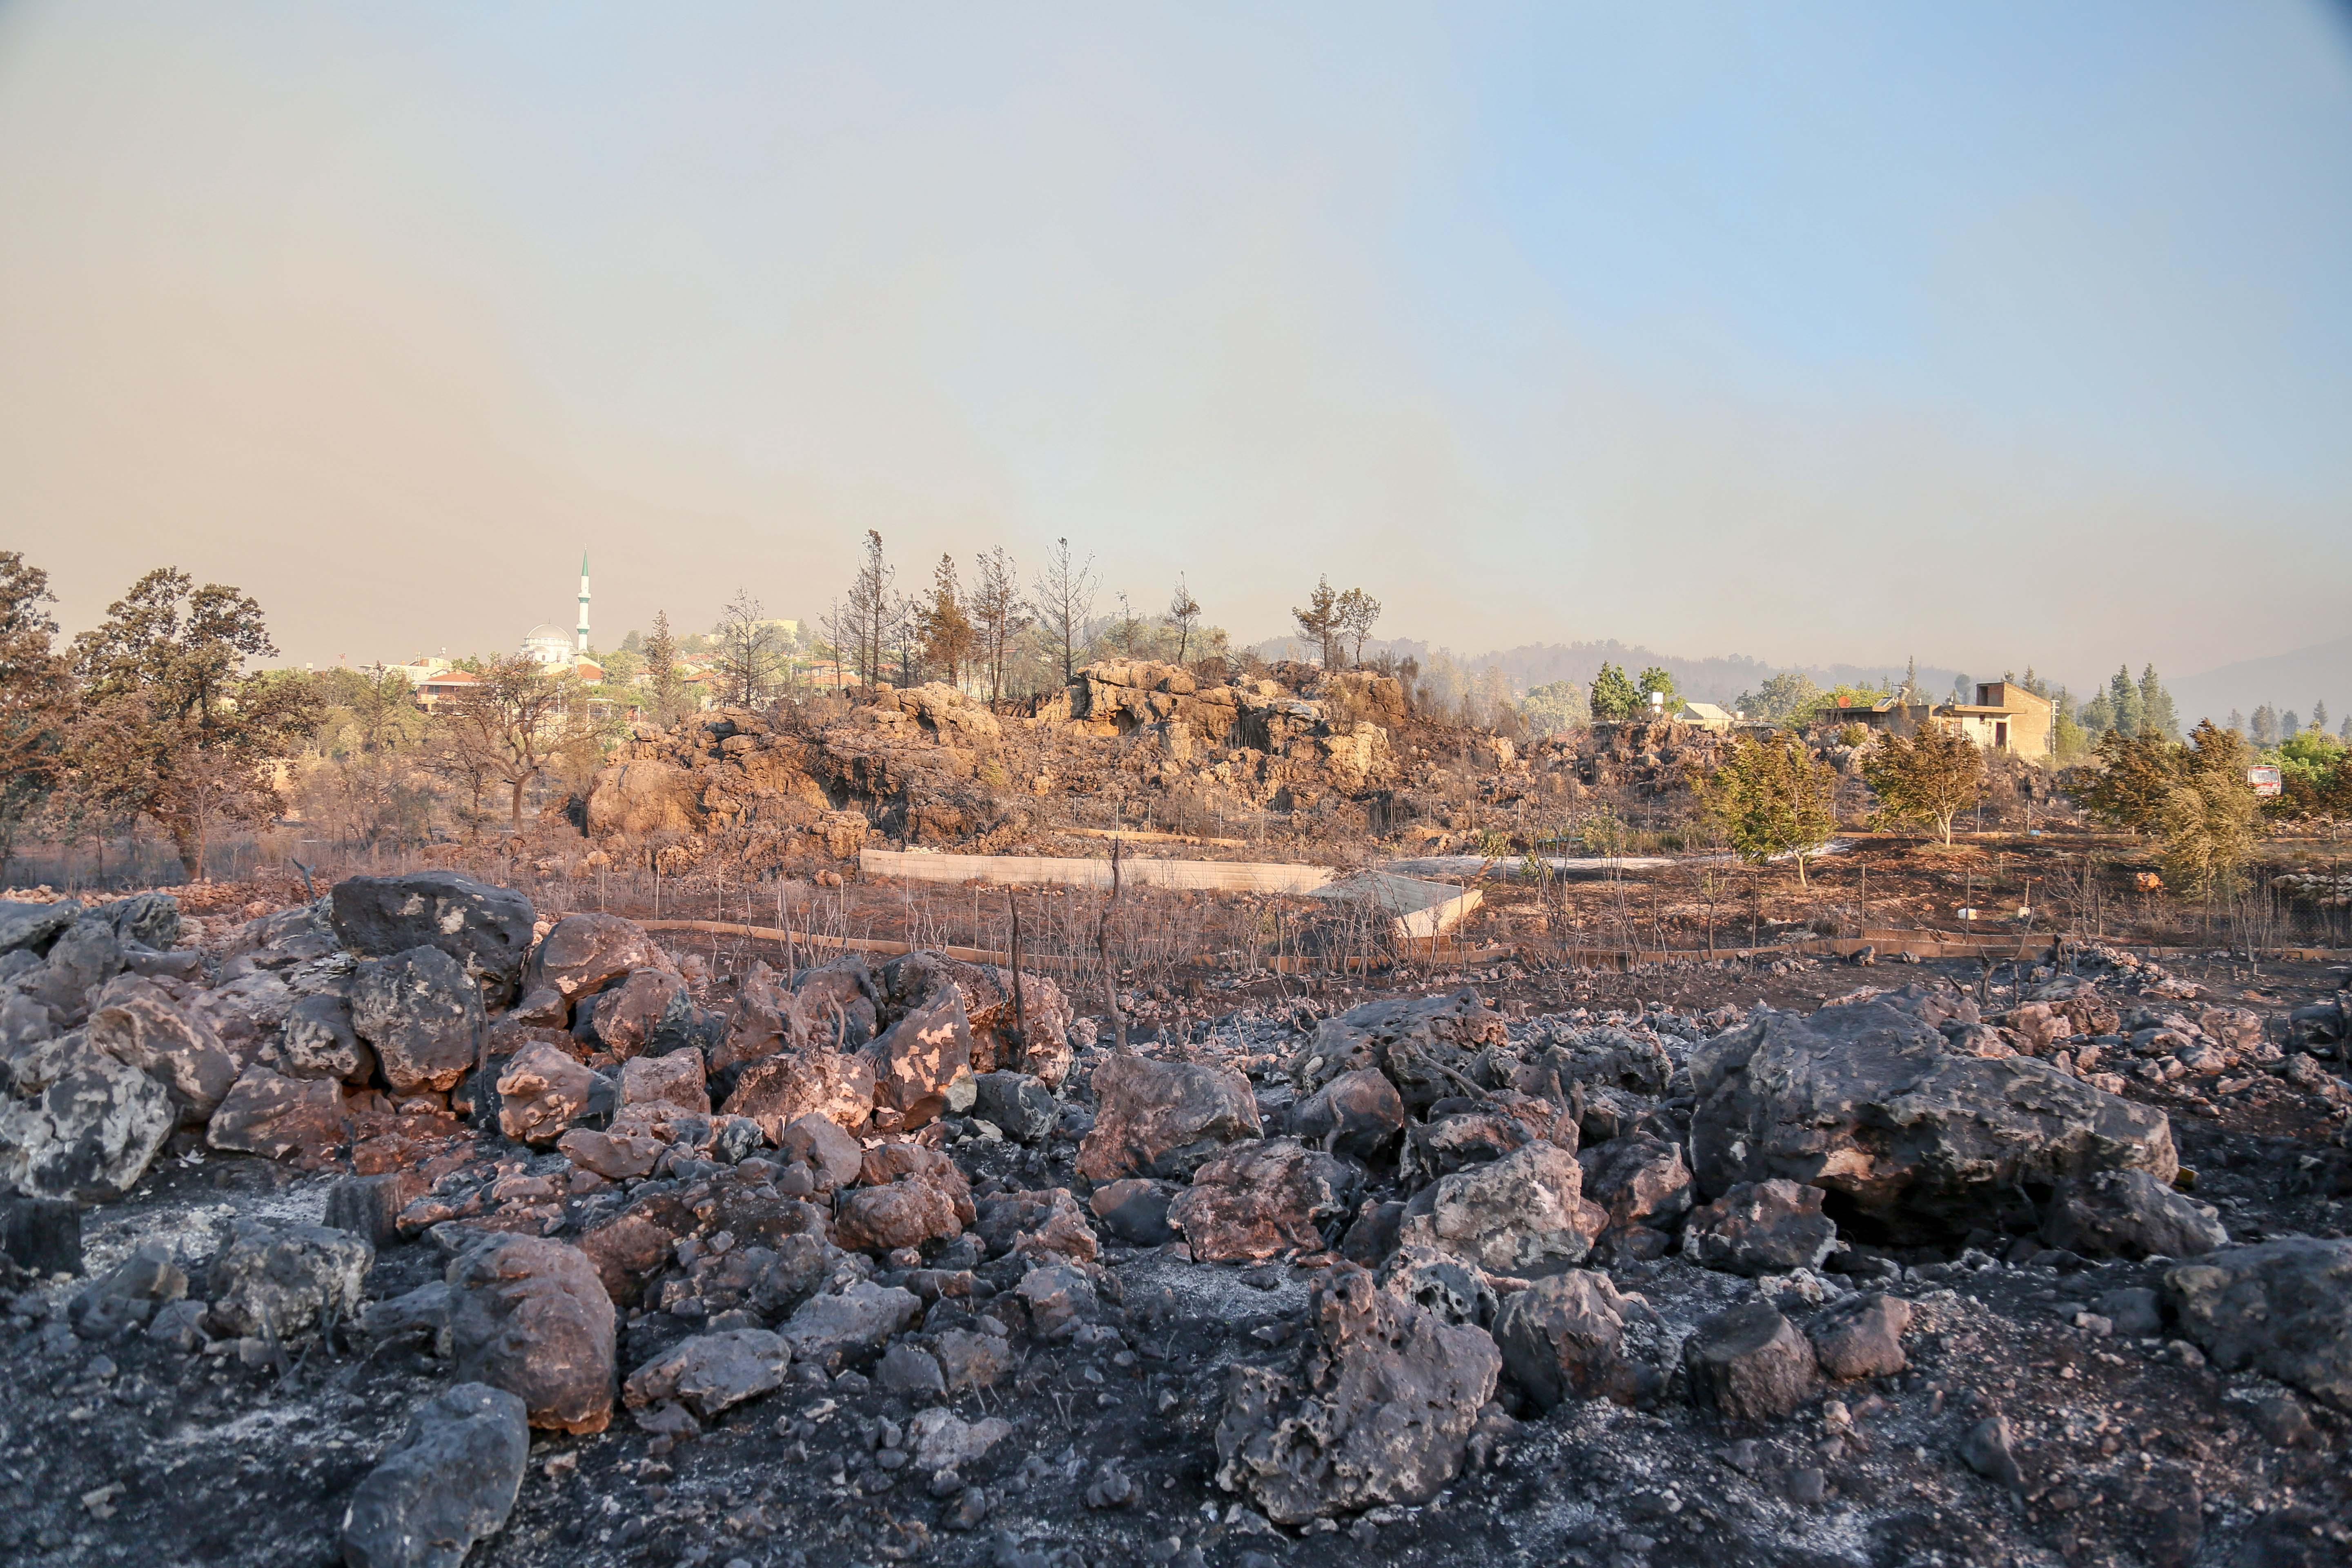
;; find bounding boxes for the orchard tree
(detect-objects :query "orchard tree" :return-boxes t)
[2159,722,2258,901]
[1863,724,1984,846]
[430,655,594,829]
[1702,733,1838,888]
[68,568,318,879]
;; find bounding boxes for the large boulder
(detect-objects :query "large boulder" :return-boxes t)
[1577,1132,1695,1237]
[20,918,124,1025]
[578,968,690,1060]
[0,1042,174,1202]
[207,1219,374,1338]
[1169,1138,1358,1263]
[94,891,181,952]
[862,989,973,1131]
[1293,989,1512,1113]
[1292,1068,1408,1163]
[0,899,82,956]
[2041,1169,2227,1260]
[351,947,486,1094]
[207,1067,350,1163]
[2163,1239,2352,1410]
[445,1235,617,1434]
[1394,1141,1602,1278]
[775,1280,922,1372]
[87,978,240,1124]
[1491,1269,1659,1409]
[523,915,677,1018]
[339,1383,529,1568]
[1214,1264,1500,1523]
[1077,1054,1261,1183]
[723,1047,875,1137]
[330,873,536,1006]
[1688,998,2177,1243]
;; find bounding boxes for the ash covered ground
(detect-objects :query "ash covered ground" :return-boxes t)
[3,873,2350,1568]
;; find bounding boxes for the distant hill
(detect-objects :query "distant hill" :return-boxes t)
[2168,634,2352,732]
[1250,635,1967,707]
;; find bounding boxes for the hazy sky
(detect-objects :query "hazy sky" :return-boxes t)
[3,2,2348,684]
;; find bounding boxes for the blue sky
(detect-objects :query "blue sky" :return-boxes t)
[2,2,2346,683]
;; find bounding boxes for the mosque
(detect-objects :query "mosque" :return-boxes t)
[521,555,598,675]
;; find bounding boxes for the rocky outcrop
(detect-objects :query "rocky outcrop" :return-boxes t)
[521,915,677,1019]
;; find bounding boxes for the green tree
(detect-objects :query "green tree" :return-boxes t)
[2159,721,2258,901]
[2051,688,2091,762]
[2108,666,2144,738]
[1292,576,1343,669]
[1590,662,1641,722]
[1519,680,1590,735]
[1864,724,1985,846]
[2138,665,2178,741]
[67,568,318,879]
[1735,670,1822,726]
[1636,666,1679,716]
[2078,728,2180,835]
[0,552,75,876]
[1702,733,1838,888]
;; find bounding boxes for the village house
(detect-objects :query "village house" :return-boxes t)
[1824,681,2053,756]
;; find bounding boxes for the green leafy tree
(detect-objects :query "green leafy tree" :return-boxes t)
[0,552,75,876]
[1864,724,1985,846]
[1735,670,1822,726]
[2051,688,2091,762]
[1590,661,1641,722]
[1702,733,1838,887]
[67,568,318,879]
[1636,666,1679,715]
[1519,680,1590,735]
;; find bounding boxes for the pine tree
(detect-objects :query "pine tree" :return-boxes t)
[2138,664,2177,740]
[2226,708,2244,734]
[644,610,684,723]
[1292,577,1343,668]
[2312,699,2330,734]
[2109,666,2143,738]
[1590,662,1641,722]
[2282,710,2302,740]
[2251,704,2278,745]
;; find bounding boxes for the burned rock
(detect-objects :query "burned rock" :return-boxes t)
[523,914,677,1019]
[972,1071,1058,1144]
[1077,1053,1261,1183]
[863,988,975,1131]
[496,1041,605,1147]
[1577,1131,1695,1238]
[446,1234,618,1434]
[1169,1138,1357,1263]
[1214,1263,1500,1523]
[207,1066,350,1165]
[2041,1169,2227,1260]
[0,1042,175,1202]
[339,1382,529,1568]
[1374,1243,1496,1328]
[578,967,687,1060]
[622,1327,791,1420]
[776,1111,864,1188]
[724,1047,876,1138]
[0,1193,80,1277]
[2163,1238,2352,1410]
[329,871,536,1005]
[1294,988,1511,1112]
[1291,1067,1406,1163]
[1088,1178,1178,1247]
[1684,1180,1839,1276]
[207,1218,373,1339]
[777,1280,921,1371]
[1491,1269,1656,1409]
[973,1186,1097,1263]
[280,993,374,1083]
[351,946,487,1095]
[87,978,240,1123]
[1683,1300,1822,1423]
[1688,998,2177,1242]
[1806,1292,1912,1380]
[1395,1141,1601,1278]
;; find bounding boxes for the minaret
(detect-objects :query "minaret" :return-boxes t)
[576,553,591,654]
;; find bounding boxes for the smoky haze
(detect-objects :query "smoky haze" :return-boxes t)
[2,3,2348,686]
